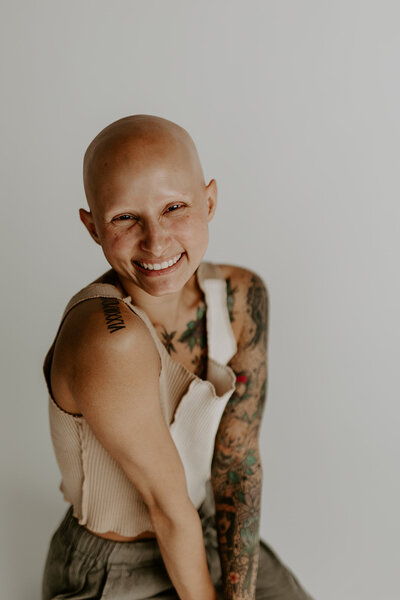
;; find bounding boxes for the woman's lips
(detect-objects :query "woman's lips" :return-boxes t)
[133,252,185,276]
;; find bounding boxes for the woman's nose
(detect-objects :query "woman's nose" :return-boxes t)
[140,221,171,256]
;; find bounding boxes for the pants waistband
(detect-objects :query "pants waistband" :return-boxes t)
[56,480,218,565]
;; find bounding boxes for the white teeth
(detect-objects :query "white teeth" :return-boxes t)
[138,253,182,271]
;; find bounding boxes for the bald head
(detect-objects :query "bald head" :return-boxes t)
[83,114,206,214]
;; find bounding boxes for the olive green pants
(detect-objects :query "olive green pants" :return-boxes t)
[42,484,314,600]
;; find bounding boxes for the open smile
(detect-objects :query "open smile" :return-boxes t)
[133,252,185,276]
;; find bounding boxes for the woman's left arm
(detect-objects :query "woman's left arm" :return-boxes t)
[211,271,269,600]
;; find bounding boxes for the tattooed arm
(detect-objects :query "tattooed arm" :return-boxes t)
[211,270,269,600]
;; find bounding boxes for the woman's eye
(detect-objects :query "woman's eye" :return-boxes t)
[166,204,182,212]
[113,215,136,222]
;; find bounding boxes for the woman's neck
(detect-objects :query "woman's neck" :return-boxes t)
[114,270,202,330]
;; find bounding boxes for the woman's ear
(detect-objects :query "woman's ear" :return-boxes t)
[79,208,101,245]
[205,179,218,222]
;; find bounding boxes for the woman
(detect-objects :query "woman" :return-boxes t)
[41,114,314,600]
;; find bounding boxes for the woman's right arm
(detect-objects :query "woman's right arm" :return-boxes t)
[66,299,216,600]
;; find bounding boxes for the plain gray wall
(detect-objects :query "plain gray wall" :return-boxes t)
[1,1,399,599]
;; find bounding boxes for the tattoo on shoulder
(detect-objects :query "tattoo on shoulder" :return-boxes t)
[226,277,238,322]
[246,275,267,348]
[100,297,126,334]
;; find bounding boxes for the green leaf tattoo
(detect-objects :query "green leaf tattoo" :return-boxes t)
[244,449,258,467]
[228,470,240,484]
[161,327,177,354]
[178,304,207,351]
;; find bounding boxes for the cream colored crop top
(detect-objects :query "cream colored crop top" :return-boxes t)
[43,261,237,536]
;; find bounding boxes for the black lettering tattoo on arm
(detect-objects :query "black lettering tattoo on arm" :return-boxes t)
[100,298,126,334]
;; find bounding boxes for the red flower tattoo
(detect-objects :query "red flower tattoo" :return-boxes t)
[236,374,248,384]
[227,571,240,584]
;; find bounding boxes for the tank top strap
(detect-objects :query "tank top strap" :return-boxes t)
[196,262,237,365]
[44,263,237,393]
[64,282,171,369]
[43,282,135,394]
[60,282,129,322]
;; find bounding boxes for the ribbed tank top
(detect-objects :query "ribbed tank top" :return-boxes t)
[43,261,238,536]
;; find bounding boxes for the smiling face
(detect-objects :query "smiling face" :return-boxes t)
[79,115,217,300]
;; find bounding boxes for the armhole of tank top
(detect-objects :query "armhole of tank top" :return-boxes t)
[43,296,101,412]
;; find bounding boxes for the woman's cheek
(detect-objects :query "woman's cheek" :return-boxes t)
[175,213,208,239]
[100,230,131,262]
[108,229,133,250]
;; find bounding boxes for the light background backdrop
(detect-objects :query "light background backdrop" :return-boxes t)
[1,1,399,599]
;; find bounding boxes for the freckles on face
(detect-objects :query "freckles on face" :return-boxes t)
[173,209,208,242]
[98,202,209,269]
[91,215,136,274]
[97,220,128,255]
[173,211,210,262]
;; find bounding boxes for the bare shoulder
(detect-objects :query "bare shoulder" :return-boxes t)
[217,263,269,343]
[218,263,268,293]
[51,297,159,414]
[57,296,152,356]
